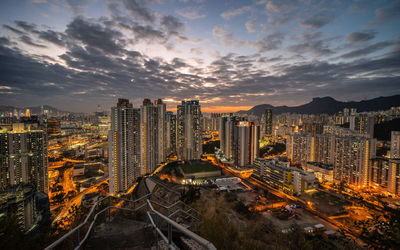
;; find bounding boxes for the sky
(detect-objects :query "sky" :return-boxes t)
[0,0,399,113]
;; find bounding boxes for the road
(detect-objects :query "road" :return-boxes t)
[53,179,108,225]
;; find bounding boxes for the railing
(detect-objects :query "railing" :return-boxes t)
[146,200,216,250]
[45,194,151,250]
[45,177,216,250]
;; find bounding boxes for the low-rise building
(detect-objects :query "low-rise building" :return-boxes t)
[303,162,334,182]
[253,158,317,195]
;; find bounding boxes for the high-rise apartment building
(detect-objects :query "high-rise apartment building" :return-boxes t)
[286,133,313,164]
[0,123,48,193]
[166,111,177,156]
[333,136,375,186]
[108,99,140,194]
[265,109,273,136]
[287,129,376,186]
[388,159,400,195]
[232,121,260,167]
[47,119,61,136]
[390,131,400,159]
[219,116,243,160]
[177,100,202,160]
[350,115,374,137]
[140,99,167,174]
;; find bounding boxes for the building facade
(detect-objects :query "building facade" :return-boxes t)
[232,121,260,167]
[0,123,48,193]
[176,100,202,160]
[391,131,400,159]
[108,99,140,194]
[265,108,273,136]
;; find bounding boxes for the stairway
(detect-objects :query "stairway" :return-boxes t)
[85,217,155,250]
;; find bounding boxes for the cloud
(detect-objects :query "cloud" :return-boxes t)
[287,39,333,57]
[212,26,244,47]
[370,0,400,25]
[3,25,25,35]
[221,6,251,20]
[266,0,298,13]
[245,20,257,33]
[19,35,47,48]
[161,15,185,34]
[122,0,155,23]
[340,41,393,59]
[347,31,376,43]
[190,47,202,55]
[66,0,89,15]
[66,17,125,54]
[14,20,37,32]
[252,33,284,52]
[300,13,333,28]
[176,6,205,20]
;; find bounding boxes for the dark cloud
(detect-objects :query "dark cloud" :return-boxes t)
[0,37,11,46]
[340,41,393,59]
[300,14,333,28]
[36,30,66,47]
[161,15,184,34]
[14,21,37,32]
[19,35,47,48]
[370,0,400,25]
[122,0,155,23]
[287,40,333,57]
[3,25,25,35]
[347,31,376,43]
[253,33,284,52]
[66,17,125,54]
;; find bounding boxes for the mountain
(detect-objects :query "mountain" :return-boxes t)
[0,105,70,115]
[239,94,400,116]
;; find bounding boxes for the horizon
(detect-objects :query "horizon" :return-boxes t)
[2,93,399,114]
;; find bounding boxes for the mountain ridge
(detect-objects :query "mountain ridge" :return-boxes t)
[237,94,400,116]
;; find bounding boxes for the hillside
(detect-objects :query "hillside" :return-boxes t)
[239,94,400,116]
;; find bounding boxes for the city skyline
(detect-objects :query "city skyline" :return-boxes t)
[0,0,399,113]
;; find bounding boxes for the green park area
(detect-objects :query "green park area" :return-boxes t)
[180,161,220,174]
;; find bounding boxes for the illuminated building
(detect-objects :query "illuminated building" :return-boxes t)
[108,99,140,194]
[253,158,293,192]
[333,136,376,186]
[177,100,202,160]
[0,184,35,230]
[265,108,273,136]
[140,99,167,174]
[286,133,313,164]
[369,157,389,190]
[166,111,176,155]
[350,114,374,137]
[304,162,334,182]
[219,116,242,160]
[390,131,400,159]
[253,158,316,194]
[388,159,400,195]
[47,119,61,136]
[287,130,376,186]
[25,109,30,117]
[96,111,111,136]
[0,123,48,193]
[232,121,260,167]
[302,122,324,135]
